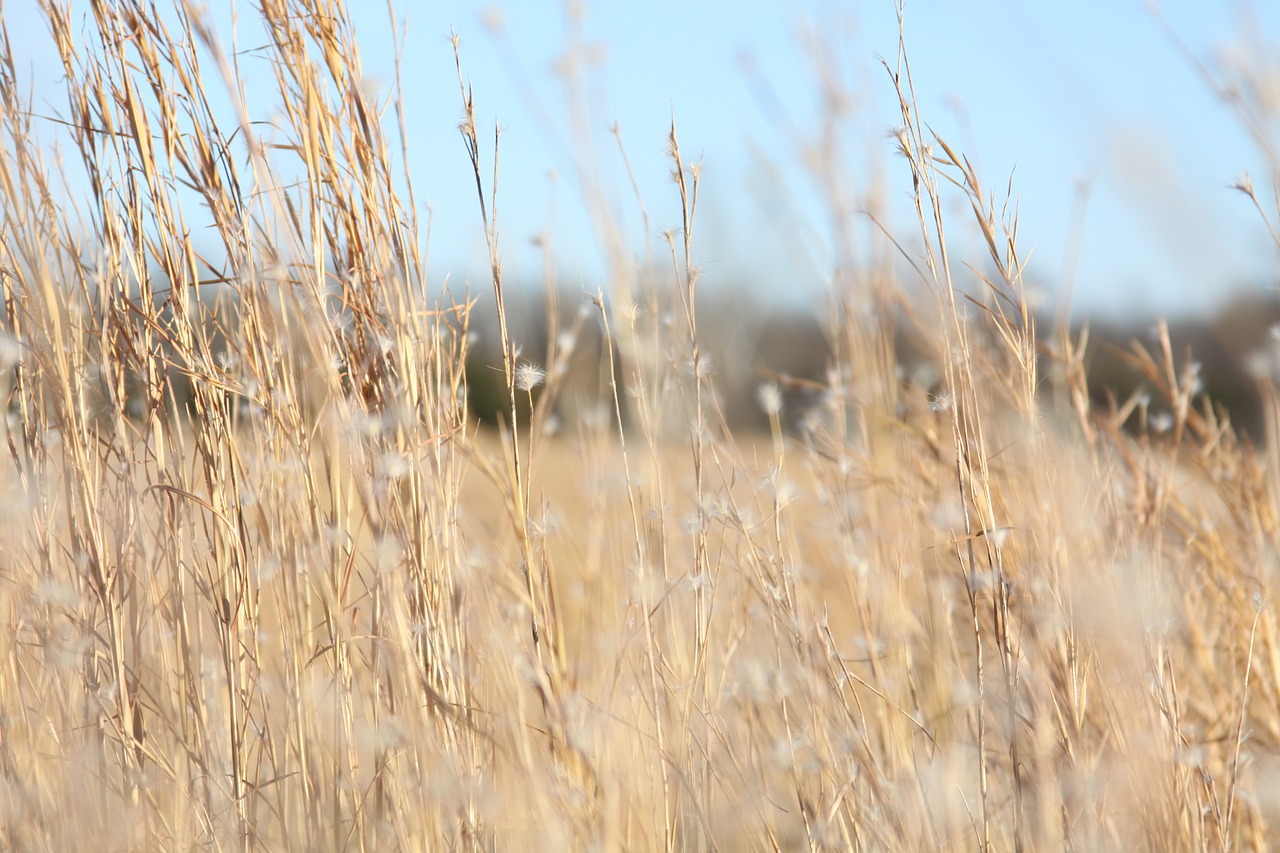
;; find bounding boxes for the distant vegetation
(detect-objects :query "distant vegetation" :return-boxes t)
[461,284,1280,442]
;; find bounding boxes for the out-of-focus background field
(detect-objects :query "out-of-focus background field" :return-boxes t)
[3,2,1280,851]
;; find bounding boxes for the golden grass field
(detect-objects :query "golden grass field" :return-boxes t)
[2,1,1280,850]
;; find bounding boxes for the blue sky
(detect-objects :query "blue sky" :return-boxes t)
[9,1,1279,317]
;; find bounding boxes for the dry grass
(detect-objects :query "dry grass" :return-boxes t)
[2,2,1280,851]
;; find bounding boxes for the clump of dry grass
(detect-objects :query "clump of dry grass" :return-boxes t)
[1,2,1278,851]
